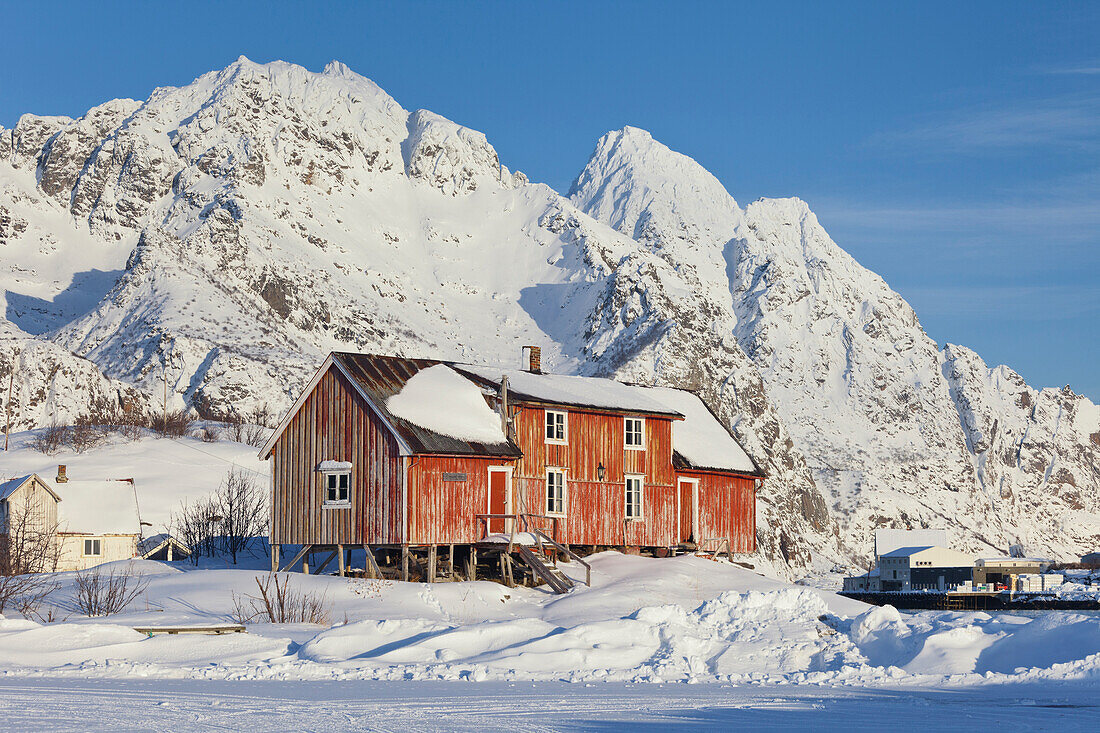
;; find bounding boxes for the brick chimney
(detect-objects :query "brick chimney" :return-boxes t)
[56,465,68,483]
[523,346,541,374]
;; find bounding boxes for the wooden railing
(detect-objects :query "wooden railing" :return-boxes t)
[474,513,591,588]
[529,527,591,587]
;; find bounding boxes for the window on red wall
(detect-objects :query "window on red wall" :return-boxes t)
[624,417,644,450]
[625,474,644,519]
[546,469,566,515]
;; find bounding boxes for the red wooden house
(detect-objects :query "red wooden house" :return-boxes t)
[259,348,763,582]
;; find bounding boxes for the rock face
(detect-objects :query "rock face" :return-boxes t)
[1,58,1096,570]
[569,127,1100,563]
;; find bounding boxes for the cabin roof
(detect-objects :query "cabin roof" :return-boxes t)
[262,352,764,476]
[640,386,763,476]
[453,364,684,418]
[332,353,523,458]
[41,477,142,536]
[0,475,31,501]
[1,473,140,535]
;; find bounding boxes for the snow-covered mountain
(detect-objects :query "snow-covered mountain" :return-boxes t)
[1,58,1096,571]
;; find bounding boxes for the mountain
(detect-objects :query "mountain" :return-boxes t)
[569,127,1100,562]
[1,58,1096,572]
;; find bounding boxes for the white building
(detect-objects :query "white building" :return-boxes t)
[0,466,142,572]
[878,545,976,591]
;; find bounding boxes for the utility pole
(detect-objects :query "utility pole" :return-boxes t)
[3,349,16,451]
[162,362,168,434]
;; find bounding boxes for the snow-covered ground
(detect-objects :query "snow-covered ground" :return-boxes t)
[1,678,1098,731]
[2,553,1100,690]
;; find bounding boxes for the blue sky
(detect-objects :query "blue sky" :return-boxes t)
[2,2,1097,399]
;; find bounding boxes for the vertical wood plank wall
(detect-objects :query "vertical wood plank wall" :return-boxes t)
[686,471,757,553]
[406,455,513,544]
[271,366,402,545]
[512,406,678,547]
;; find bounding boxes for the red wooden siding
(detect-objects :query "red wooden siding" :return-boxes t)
[406,455,513,544]
[271,366,402,545]
[511,405,678,547]
[683,470,757,553]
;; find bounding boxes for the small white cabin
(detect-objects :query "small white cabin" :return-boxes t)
[0,466,142,572]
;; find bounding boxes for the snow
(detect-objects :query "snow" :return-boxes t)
[643,386,757,473]
[315,460,352,471]
[3,678,1099,731]
[0,551,1097,692]
[386,364,507,444]
[455,365,680,416]
[47,479,140,536]
[0,430,267,532]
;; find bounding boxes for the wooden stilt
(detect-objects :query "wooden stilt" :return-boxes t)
[270,544,280,573]
[467,547,477,581]
[402,545,410,582]
[337,544,346,577]
[428,546,437,583]
[278,544,312,574]
[314,549,338,575]
[363,544,382,579]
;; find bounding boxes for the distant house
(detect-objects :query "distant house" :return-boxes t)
[139,533,192,562]
[259,348,764,578]
[0,466,142,572]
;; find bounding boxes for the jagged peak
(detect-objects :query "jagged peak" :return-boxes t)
[570,126,741,240]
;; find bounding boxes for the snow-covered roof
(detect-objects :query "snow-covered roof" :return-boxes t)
[42,477,141,536]
[387,364,508,445]
[640,387,759,474]
[880,546,936,558]
[0,475,31,501]
[880,545,976,565]
[454,365,682,417]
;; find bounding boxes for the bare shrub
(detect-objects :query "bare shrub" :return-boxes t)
[29,422,67,454]
[242,424,270,448]
[156,409,193,438]
[67,414,109,453]
[232,574,329,624]
[73,565,149,617]
[198,426,220,443]
[0,498,60,614]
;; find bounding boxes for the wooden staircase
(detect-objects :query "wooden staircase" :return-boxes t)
[513,545,574,594]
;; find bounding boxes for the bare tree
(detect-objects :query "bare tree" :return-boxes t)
[0,496,60,614]
[170,494,220,565]
[169,467,267,565]
[216,469,268,564]
[73,565,149,617]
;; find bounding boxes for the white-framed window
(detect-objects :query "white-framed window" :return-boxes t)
[546,468,566,516]
[323,470,351,506]
[625,474,644,520]
[83,538,102,556]
[624,417,645,449]
[545,410,567,444]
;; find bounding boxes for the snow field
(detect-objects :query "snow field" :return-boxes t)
[0,552,1099,689]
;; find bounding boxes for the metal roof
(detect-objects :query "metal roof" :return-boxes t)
[332,353,523,458]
